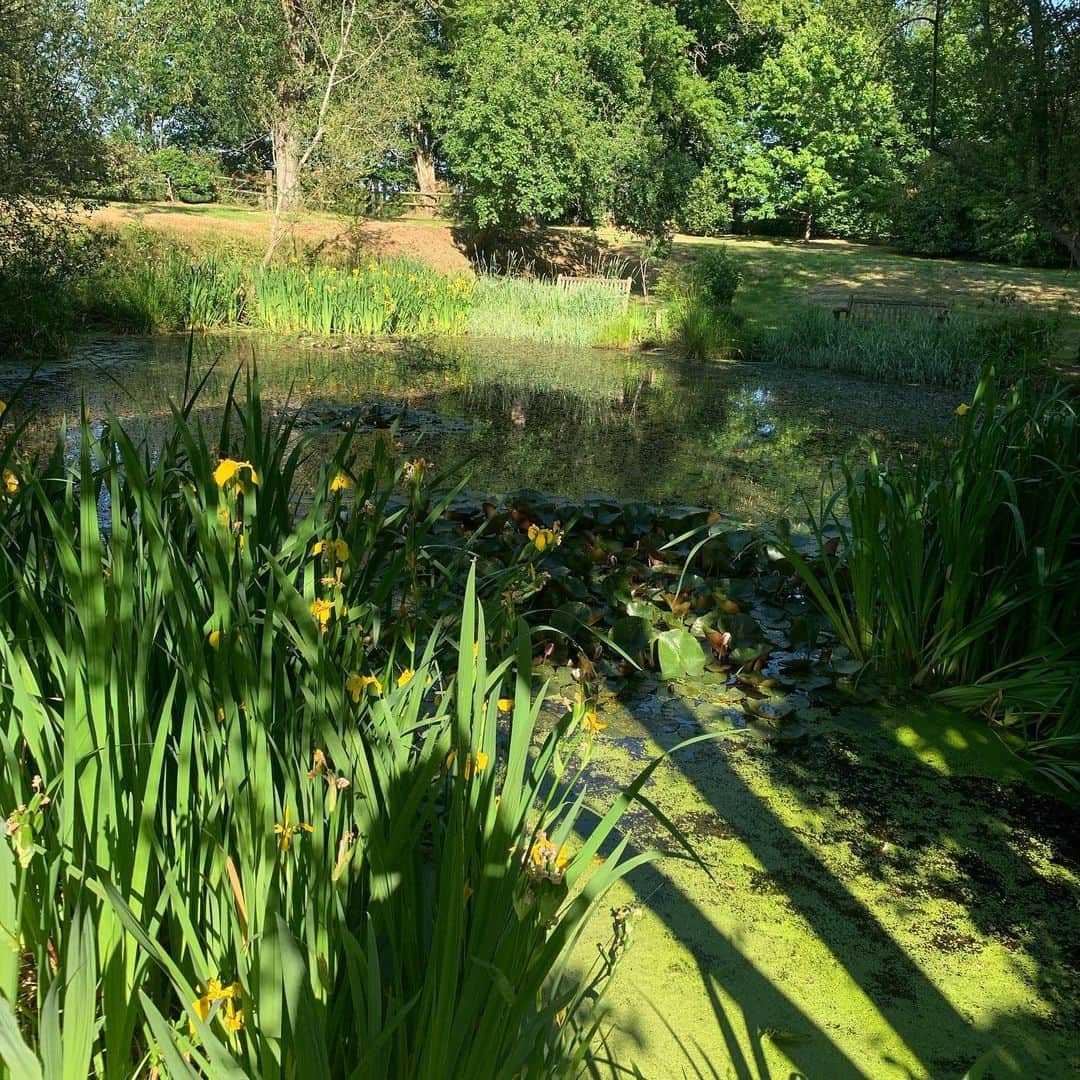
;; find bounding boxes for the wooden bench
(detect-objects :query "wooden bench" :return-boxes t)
[556,274,632,313]
[833,293,950,322]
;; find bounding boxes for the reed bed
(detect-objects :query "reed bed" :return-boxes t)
[774,376,1080,788]
[0,372,700,1076]
[90,241,472,337]
[85,233,649,347]
[760,305,1053,387]
[468,276,647,347]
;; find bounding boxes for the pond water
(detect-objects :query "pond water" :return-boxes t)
[4,332,1077,1076]
[5,331,959,519]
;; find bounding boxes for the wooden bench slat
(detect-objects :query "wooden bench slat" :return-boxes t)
[556,274,632,312]
[833,292,950,322]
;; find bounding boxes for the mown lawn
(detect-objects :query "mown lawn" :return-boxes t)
[672,234,1080,361]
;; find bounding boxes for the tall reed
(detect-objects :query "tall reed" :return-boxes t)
[0,371,705,1076]
[760,305,1053,387]
[773,375,1080,786]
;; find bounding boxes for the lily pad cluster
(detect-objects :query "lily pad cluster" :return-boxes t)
[429,490,846,730]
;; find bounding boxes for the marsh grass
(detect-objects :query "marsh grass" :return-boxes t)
[87,236,472,337]
[0,370,707,1076]
[774,376,1080,786]
[468,275,646,347]
[759,305,1053,386]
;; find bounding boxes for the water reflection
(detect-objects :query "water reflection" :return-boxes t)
[3,333,957,518]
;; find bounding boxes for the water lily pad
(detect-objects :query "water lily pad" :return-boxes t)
[743,696,797,725]
[656,628,707,680]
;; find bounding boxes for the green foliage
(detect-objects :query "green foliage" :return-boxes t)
[468,275,643,347]
[689,247,742,310]
[891,155,1064,265]
[655,244,741,359]
[0,0,105,359]
[667,295,737,362]
[759,306,1053,388]
[676,167,733,237]
[0,225,108,361]
[438,0,712,234]
[731,13,914,239]
[774,377,1080,786]
[0,375,704,1075]
[154,146,220,203]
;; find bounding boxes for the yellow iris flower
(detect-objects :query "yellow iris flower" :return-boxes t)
[309,598,334,630]
[274,805,313,851]
[213,459,259,488]
[346,673,383,702]
[313,538,350,562]
[584,710,608,734]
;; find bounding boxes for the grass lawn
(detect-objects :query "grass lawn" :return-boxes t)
[672,233,1080,362]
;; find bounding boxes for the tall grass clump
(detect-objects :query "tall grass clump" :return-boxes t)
[659,245,742,361]
[469,275,642,347]
[760,305,1053,387]
[252,259,472,336]
[89,234,473,338]
[0,372,703,1076]
[87,233,247,331]
[774,375,1080,786]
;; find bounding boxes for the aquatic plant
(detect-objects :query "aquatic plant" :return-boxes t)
[773,376,1080,786]
[469,274,645,347]
[759,304,1054,387]
[0,372,707,1076]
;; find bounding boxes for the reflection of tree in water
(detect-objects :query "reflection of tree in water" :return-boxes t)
[12,332,955,518]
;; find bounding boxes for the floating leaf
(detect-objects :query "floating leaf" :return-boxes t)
[656,628,706,680]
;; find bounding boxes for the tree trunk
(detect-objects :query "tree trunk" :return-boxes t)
[272,118,302,213]
[263,116,301,267]
[412,125,438,216]
[803,209,814,242]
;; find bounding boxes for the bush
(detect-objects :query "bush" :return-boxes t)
[676,167,732,237]
[759,305,1053,387]
[154,146,220,203]
[690,246,742,309]
[774,377,1080,788]
[0,214,106,360]
[891,155,1065,266]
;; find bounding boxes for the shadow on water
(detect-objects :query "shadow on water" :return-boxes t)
[577,683,1079,1079]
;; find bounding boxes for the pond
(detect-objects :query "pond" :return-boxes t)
[5,332,1075,1078]
[6,331,959,519]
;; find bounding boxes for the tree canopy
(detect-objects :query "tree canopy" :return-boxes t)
[5,0,1077,261]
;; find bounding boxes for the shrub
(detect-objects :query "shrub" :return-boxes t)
[690,246,742,310]
[0,215,106,360]
[676,167,733,237]
[155,146,220,203]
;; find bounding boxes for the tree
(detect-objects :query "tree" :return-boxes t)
[436,0,715,235]
[732,13,914,239]
[1,0,105,356]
